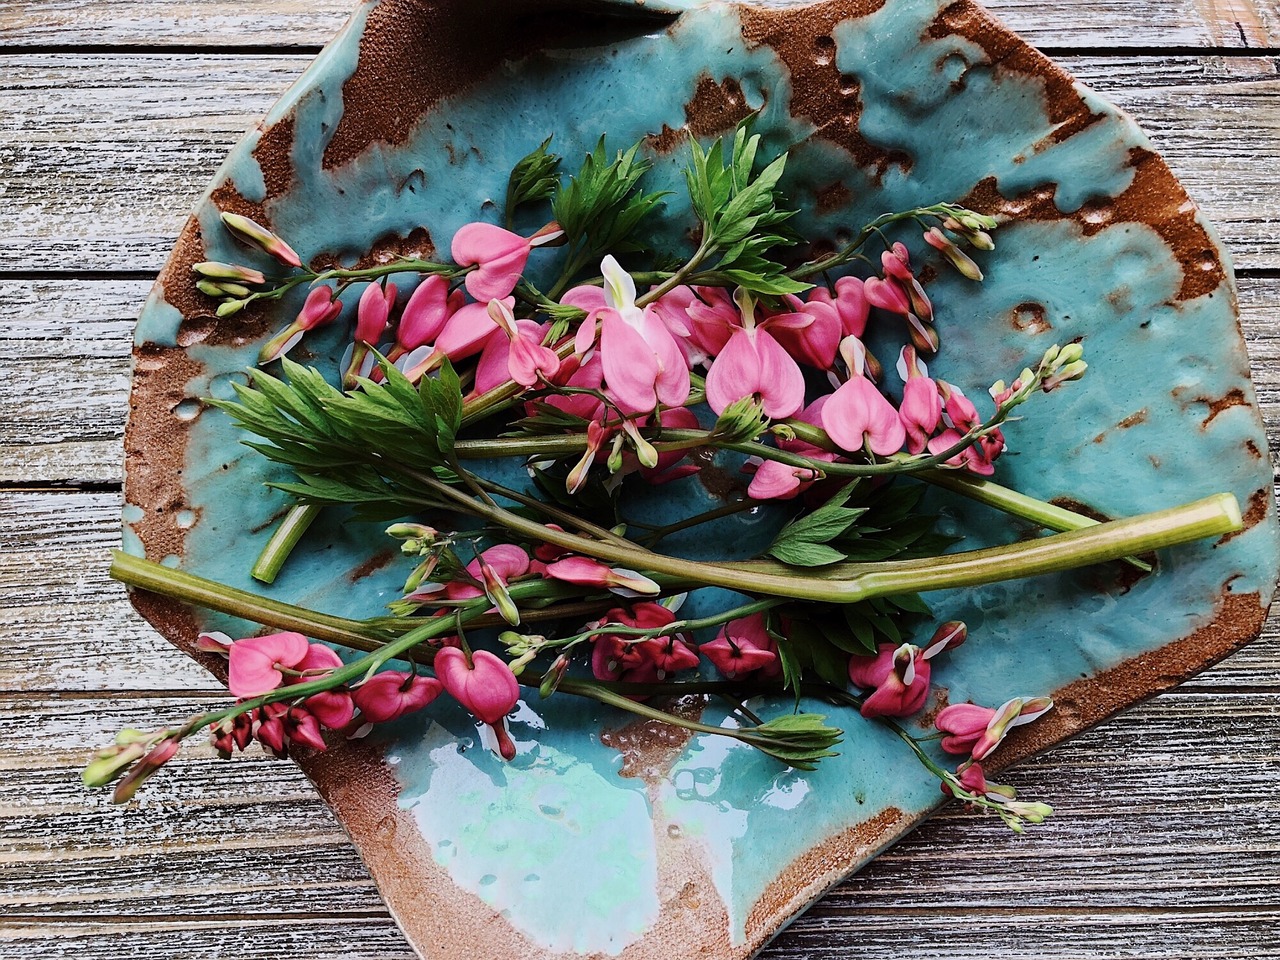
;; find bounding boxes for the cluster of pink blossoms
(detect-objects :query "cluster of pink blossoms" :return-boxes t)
[845,621,1054,810]
[198,629,521,760]
[262,221,1009,495]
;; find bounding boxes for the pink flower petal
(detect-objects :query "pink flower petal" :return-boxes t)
[434,648,520,725]
[397,275,453,349]
[435,298,509,361]
[451,223,531,301]
[823,376,906,456]
[227,632,309,699]
[600,309,661,416]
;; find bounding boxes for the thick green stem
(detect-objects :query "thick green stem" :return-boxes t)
[112,550,397,649]
[917,468,1152,572]
[251,504,322,584]
[406,465,1240,603]
[738,494,1240,595]
[111,551,610,652]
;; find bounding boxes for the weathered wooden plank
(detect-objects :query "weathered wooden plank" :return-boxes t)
[2,911,1278,960]
[1,55,1279,272]
[5,694,1280,960]
[0,0,1278,50]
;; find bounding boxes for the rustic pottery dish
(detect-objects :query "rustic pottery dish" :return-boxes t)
[123,0,1280,957]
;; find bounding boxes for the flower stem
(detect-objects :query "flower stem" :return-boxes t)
[250,504,322,584]
[112,549,397,649]
[788,203,962,280]
[636,239,714,307]
[739,493,1239,595]
[112,550,611,654]
[917,468,1152,572]
[405,464,1241,603]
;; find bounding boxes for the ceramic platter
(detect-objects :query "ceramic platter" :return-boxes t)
[123,1,1280,957]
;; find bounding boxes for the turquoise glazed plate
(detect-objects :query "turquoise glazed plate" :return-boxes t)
[123,1,1280,957]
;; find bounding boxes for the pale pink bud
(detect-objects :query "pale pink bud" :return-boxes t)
[221,211,302,268]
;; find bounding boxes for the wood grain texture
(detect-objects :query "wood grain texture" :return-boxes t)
[1,55,1279,272]
[5,1,1280,958]
[1,0,1278,48]
[4,692,1280,958]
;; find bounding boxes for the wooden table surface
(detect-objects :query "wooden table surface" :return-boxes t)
[4,1,1280,957]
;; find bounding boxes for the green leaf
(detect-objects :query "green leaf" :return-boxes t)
[767,540,847,567]
[746,713,842,771]
[505,136,561,225]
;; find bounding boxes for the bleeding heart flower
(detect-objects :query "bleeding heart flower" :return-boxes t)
[387,275,464,364]
[767,295,842,369]
[595,256,690,416]
[701,613,780,680]
[747,396,834,501]
[848,642,931,718]
[434,648,522,759]
[353,671,444,724]
[258,286,343,364]
[487,298,560,387]
[544,556,660,596]
[936,696,1053,760]
[705,291,804,420]
[227,632,311,699]
[444,544,531,601]
[451,221,562,302]
[823,375,906,457]
[897,346,942,454]
[807,276,869,339]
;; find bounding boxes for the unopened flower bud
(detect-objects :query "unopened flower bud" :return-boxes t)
[942,217,995,250]
[82,742,147,787]
[924,227,984,281]
[539,654,570,698]
[606,433,626,474]
[479,557,521,626]
[1042,360,1088,392]
[1056,342,1085,366]
[191,261,266,285]
[386,522,438,542]
[216,299,247,318]
[1003,800,1053,824]
[953,210,999,233]
[923,620,967,658]
[500,630,529,655]
[528,220,566,248]
[111,738,181,802]
[402,554,440,593]
[221,211,303,268]
[196,279,251,299]
[622,420,659,469]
